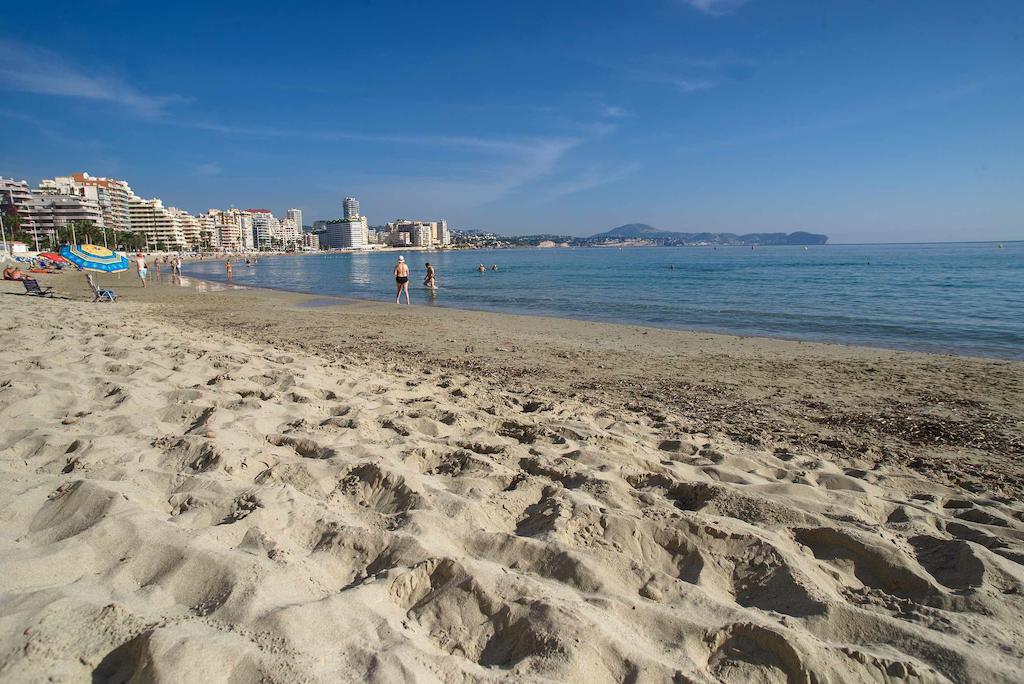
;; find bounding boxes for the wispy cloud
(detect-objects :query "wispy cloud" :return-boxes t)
[682,0,750,16]
[533,162,642,204]
[602,105,630,119]
[0,40,184,117]
[626,69,717,93]
[195,162,222,176]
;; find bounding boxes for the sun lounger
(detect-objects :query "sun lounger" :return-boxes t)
[22,279,53,297]
[86,274,116,302]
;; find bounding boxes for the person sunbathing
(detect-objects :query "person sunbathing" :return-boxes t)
[3,266,28,281]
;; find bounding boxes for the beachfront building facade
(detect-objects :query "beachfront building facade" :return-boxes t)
[128,196,185,249]
[0,178,34,217]
[35,173,135,233]
[301,232,319,251]
[410,222,433,247]
[280,217,302,246]
[287,208,303,233]
[384,219,451,247]
[19,194,105,247]
[248,209,278,249]
[171,208,202,249]
[320,219,365,249]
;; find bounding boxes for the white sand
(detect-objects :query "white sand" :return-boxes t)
[1,292,1023,682]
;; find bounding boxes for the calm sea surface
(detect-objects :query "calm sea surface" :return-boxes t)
[182,242,1024,359]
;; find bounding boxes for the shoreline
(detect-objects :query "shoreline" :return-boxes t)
[10,271,1021,492]
[178,255,1024,363]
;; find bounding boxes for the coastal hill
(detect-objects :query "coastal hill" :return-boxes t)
[591,224,829,245]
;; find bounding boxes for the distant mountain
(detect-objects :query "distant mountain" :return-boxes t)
[597,223,665,238]
[590,224,828,245]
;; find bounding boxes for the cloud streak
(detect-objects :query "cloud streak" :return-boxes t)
[682,0,750,16]
[0,40,183,117]
[532,162,642,204]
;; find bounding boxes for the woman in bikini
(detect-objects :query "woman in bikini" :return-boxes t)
[394,255,410,304]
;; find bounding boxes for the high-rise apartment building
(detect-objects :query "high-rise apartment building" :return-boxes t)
[20,194,104,246]
[128,196,185,248]
[321,219,365,249]
[343,197,360,220]
[279,217,301,246]
[287,208,303,233]
[36,173,135,232]
[433,219,451,246]
[0,178,34,216]
[410,222,434,247]
[247,209,280,249]
[171,208,201,248]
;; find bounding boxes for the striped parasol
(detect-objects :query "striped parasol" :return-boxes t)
[59,244,130,272]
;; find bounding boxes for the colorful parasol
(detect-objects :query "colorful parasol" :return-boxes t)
[38,252,70,264]
[59,244,130,272]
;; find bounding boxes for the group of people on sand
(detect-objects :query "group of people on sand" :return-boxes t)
[3,265,29,281]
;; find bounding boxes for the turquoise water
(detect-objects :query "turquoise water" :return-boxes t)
[182,243,1024,359]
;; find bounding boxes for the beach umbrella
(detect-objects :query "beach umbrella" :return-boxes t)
[38,251,70,264]
[59,244,130,272]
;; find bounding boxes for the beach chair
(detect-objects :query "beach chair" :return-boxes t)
[86,274,116,302]
[22,279,53,297]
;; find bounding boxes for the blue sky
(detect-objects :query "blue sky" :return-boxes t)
[1,0,1021,242]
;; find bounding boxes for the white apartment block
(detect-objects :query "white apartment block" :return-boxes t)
[387,219,449,247]
[205,208,250,251]
[410,222,433,247]
[248,209,280,249]
[287,208,303,232]
[343,197,359,220]
[171,208,201,248]
[279,217,302,246]
[1,177,34,215]
[197,214,219,250]
[36,173,135,232]
[321,219,365,249]
[301,232,319,251]
[128,196,185,248]
[20,194,105,246]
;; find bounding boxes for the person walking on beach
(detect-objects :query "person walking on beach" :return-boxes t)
[136,253,148,288]
[394,256,411,304]
[423,262,437,289]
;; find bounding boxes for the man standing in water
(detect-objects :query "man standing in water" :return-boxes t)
[394,255,411,304]
[423,262,437,290]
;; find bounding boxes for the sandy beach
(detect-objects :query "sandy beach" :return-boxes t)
[1,272,1023,682]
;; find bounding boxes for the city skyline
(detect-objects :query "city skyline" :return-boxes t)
[1,1,1022,243]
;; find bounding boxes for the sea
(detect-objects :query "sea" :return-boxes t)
[181,242,1024,360]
